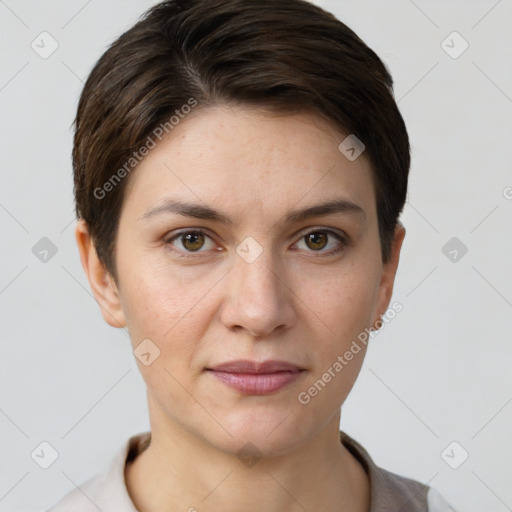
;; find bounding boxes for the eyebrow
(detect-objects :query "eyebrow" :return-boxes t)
[138,197,366,225]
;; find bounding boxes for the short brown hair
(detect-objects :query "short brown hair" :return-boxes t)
[73,0,410,283]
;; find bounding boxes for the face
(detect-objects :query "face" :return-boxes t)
[78,105,404,457]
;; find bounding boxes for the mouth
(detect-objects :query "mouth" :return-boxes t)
[205,360,306,395]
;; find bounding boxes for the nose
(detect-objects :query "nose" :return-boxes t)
[219,248,297,338]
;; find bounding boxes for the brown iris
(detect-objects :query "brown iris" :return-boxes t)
[182,232,205,251]
[305,232,328,251]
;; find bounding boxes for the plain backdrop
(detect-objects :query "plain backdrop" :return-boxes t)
[1,1,511,511]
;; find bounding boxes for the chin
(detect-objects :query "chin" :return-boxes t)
[203,407,314,459]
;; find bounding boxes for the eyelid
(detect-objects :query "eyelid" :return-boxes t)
[294,225,348,241]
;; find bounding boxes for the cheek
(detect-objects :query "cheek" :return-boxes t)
[301,263,380,345]
[118,252,206,337]
[124,282,205,400]
[294,269,376,419]
[119,262,218,379]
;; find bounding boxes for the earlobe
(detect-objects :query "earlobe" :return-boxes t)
[371,222,406,329]
[74,219,127,329]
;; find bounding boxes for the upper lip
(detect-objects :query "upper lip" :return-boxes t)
[207,360,303,374]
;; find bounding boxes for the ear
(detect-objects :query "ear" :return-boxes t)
[371,222,406,329]
[75,219,127,329]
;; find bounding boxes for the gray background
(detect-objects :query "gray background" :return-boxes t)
[1,0,511,510]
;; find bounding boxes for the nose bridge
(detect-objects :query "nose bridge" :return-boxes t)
[238,247,279,298]
[220,241,295,336]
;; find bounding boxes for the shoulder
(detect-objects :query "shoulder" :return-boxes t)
[340,431,457,512]
[46,472,111,512]
[46,431,150,512]
[426,487,458,512]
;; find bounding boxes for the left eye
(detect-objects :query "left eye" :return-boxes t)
[295,230,345,253]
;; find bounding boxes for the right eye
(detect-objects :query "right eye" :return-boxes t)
[164,229,219,256]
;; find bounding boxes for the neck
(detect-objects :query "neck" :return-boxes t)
[125,401,370,512]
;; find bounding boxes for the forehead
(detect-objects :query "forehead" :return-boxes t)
[120,105,376,224]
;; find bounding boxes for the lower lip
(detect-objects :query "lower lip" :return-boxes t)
[208,370,304,395]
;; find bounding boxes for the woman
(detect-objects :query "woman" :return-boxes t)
[48,0,455,510]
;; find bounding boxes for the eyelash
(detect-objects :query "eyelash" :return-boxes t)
[163,228,350,259]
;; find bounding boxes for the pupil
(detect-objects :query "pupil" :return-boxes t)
[183,232,204,251]
[307,232,327,250]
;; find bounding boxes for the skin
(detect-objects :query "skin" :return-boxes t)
[76,105,405,512]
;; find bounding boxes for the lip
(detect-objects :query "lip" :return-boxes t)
[206,359,305,395]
